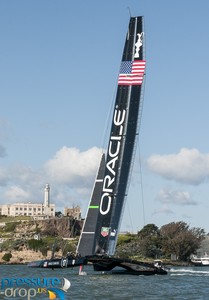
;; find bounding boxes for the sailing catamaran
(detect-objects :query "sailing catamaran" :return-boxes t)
[28,16,167,275]
[78,16,146,258]
[77,16,167,275]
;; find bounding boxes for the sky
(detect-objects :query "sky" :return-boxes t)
[1,0,209,234]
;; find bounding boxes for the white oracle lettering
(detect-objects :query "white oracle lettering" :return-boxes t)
[109,138,121,158]
[119,124,124,136]
[111,136,121,140]
[106,156,118,176]
[99,108,126,216]
[134,32,144,58]
[103,175,114,193]
[114,109,126,126]
[100,193,112,215]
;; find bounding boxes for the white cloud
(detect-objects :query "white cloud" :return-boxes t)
[152,206,174,215]
[147,148,209,185]
[0,146,103,214]
[157,188,197,206]
[44,146,103,186]
[4,185,30,203]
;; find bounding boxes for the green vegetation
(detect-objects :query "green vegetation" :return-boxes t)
[117,233,136,245]
[0,217,81,259]
[2,252,12,262]
[0,217,205,263]
[160,221,205,261]
[0,239,25,252]
[26,237,77,257]
[62,240,77,256]
[116,221,205,261]
[0,216,31,222]
[28,239,45,251]
[4,222,20,232]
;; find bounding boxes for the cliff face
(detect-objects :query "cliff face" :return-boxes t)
[0,217,83,264]
[0,249,50,264]
[14,217,83,239]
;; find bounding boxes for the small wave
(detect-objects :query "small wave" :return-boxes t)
[170,268,209,276]
[79,271,87,276]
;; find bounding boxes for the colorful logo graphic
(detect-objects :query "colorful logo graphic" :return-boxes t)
[0,276,71,299]
[48,278,71,300]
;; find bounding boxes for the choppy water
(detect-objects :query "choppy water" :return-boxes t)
[1,265,209,299]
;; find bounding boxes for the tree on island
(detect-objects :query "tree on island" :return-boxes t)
[137,224,163,258]
[160,221,205,261]
[116,221,205,261]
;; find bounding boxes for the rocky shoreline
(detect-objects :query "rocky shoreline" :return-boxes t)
[0,249,60,265]
[0,249,192,267]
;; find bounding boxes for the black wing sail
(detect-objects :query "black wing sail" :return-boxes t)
[76,154,106,256]
[94,17,146,255]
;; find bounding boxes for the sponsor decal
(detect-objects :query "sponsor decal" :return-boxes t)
[110,229,117,237]
[101,227,110,237]
[134,32,144,58]
[0,277,70,300]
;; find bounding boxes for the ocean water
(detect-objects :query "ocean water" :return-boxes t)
[0,265,209,299]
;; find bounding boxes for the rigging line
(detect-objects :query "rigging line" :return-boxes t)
[126,201,134,233]
[127,7,132,18]
[137,142,146,227]
[99,75,118,152]
[61,240,68,256]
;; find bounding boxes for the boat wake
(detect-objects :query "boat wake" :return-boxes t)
[170,267,209,276]
[79,271,87,276]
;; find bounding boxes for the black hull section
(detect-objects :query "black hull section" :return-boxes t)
[86,255,167,276]
[28,256,87,268]
[28,255,167,275]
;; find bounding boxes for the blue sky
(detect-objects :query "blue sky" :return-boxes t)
[1,0,209,233]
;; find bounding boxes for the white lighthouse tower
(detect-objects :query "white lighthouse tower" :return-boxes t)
[44,183,50,216]
[42,183,55,217]
[44,183,50,207]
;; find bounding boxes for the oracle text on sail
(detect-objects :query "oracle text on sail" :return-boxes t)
[100,108,126,215]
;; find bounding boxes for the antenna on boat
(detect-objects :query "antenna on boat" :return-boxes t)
[127,7,132,17]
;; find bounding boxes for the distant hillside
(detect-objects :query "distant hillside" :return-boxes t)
[0,216,84,264]
[0,216,83,240]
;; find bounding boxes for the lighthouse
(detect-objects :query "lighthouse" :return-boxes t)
[44,183,50,208]
[43,183,55,217]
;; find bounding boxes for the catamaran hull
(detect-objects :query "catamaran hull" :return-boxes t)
[28,256,87,268]
[86,255,167,275]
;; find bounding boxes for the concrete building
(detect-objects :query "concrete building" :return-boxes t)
[64,206,81,219]
[0,184,55,218]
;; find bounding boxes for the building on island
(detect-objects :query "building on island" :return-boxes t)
[0,184,55,218]
[64,205,81,220]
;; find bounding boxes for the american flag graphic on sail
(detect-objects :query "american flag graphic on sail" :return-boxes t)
[118,60,146,86]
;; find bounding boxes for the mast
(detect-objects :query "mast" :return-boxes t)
[94,17,146,255]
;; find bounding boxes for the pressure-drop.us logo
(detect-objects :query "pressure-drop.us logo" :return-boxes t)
[0,276,71,300]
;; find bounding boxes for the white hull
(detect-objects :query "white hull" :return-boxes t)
[191,254,209,266]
